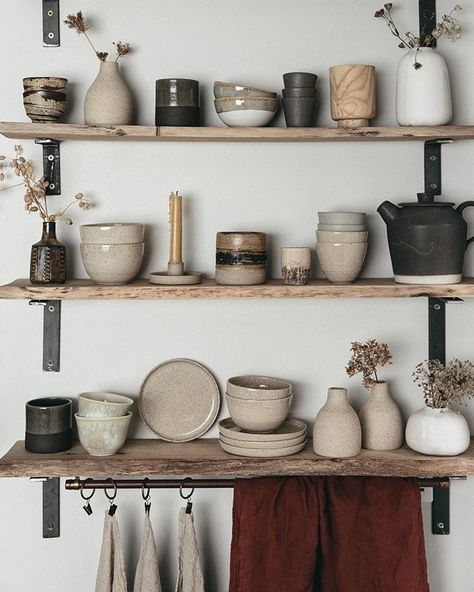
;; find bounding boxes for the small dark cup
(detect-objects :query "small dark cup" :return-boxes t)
[282,87,316,99]
[155,78,200,107]
[282,98,316,127]
[25,397,72,453]
[283,72,318,88]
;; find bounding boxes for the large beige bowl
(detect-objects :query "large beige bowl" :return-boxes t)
[80,242,144,285]
[75,412,132,456]
[316,242,367,283]
[316,230,368,244]
[225,393,292,432]
[80,223,145,245]
[78,392,134,418]
[227,375,292,400]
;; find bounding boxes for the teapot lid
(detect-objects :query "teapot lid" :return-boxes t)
[399,192,454,207]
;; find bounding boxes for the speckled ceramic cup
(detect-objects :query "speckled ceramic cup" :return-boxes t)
[225,393,292,432]
[281,247,311,285]
[78,392,134,418]
[75,412,132,456]
[80,242,144,285]
[216,232,267,285]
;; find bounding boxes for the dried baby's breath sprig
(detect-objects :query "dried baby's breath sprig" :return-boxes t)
[413,359,474,409]
[0,145,90,223]
[113,42,132,62]
[346,339,393,389]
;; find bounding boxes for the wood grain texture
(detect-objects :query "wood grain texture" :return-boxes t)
[0,439,472,478]
[330,65,376,126]
[1,122,474,142]
[1,278,474,300]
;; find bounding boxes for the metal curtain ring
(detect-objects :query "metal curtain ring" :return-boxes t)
[141,478,151,501]
[80,478,95,501]
[179,477,195,500]
[104,478,117,502]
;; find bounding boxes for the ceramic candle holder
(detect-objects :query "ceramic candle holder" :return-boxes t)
[25,397,72,453]
[216,232,267,285]
[281,247,311,285]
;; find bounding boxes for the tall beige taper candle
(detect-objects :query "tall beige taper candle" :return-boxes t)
[169,191,183,265]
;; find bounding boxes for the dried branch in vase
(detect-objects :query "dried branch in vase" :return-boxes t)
[64,11,132,62]
[412,359,474,409]
[346,339,393,389]
[0,145,91,223]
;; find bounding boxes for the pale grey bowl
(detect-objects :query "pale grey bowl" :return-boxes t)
[80,242,144,285]
[227,375,292,400]
[318,212,366,225]
[316,230,368,243]
[214,81,277,99]
[225,393,292,432]
[78,392,134,418]
[80,223,145,245]
[75,412,132,456]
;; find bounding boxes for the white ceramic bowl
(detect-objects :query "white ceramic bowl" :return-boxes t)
[75,412,132,456]
[214,97,278,127]
[317,223,367,232]
[227,375,292,400]
[78,392,134,418]
[80,223,145,245]
[318,212,366,225]
[316,230,368,243]
[80,242,144,285]
[214,81,277,99]
[225,393,292,432]
[316,242,368,283]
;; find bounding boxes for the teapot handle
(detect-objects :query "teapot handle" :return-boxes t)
[457,201,474,247]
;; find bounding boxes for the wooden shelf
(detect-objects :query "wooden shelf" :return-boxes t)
[1,278,474,301]
[1,122,474,142]
[1,439,473,478]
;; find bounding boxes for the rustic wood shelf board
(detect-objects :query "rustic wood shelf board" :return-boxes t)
[1,439,472,478]
[1,278,474,300]
[1,122,474,142]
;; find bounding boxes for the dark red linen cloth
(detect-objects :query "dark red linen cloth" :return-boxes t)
[229,476,429,592]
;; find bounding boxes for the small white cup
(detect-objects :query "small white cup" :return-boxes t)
[281,247,311,285]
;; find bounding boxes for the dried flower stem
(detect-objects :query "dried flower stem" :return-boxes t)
[346,339,393,389]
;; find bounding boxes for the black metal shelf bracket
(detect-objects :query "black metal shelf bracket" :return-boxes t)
[419,0,437,47]
[30,477,60,538]
[35,139,61,196]
[29,300,61,372]
[424,139,453,196]
[42,0,60,47]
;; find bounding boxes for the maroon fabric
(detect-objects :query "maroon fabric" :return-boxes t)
[229,477,429,592]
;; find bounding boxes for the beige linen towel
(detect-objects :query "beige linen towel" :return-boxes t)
[95,513,128,592]
[133,514,162,592]
[175,507,205,592]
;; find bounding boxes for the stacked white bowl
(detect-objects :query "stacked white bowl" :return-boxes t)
[220,376,307,457]
[75,392,134,456]
[80,223,145,286]
[316,212,368,283]
[213,81,279,127]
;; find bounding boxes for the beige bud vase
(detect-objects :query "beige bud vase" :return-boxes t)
[313,387,362,458]
[84,61,133,126]
[358,381,404,451]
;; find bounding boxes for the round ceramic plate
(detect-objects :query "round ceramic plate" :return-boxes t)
[139,359,220,442]
[219,432,306,449]
[218,418,307,442]
[219,438,306,457]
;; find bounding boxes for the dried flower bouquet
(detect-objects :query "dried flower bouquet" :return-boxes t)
[413,359,474,409]
[346,339,393,388]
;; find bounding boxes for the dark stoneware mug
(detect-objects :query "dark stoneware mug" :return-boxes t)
[25,397,72,453]
[155,78,200,107]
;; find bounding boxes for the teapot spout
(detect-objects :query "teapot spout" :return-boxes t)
[377,201,400,225]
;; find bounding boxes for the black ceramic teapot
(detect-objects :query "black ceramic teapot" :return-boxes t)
[378,192,474,284]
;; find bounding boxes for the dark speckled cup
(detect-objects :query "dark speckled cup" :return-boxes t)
[155,79,201,126]
[25,397,72,453]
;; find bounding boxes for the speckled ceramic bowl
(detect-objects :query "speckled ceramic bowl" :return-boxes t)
[75,412,132,456]
[23,77,68,92]
[214,81,277,99]
[225,393,292,432]
[23,89,66,122]
[214,97,278,127]
[227,375,292,400]
[80,223,145,245]
[80,242,144,285]
[316,242,368,283]
[78,392,134,418]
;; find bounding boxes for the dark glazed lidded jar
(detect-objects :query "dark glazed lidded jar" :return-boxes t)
[378,192,474,285]
[30,222,66,284]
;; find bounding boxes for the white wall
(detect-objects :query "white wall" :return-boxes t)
[0,1,473,590]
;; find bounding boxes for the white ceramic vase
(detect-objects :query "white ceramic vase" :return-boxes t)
[406,406,470,456]
[396,48,452,126]
[84,61,133,126]
[313,387,362,458]
[358,381,404,451]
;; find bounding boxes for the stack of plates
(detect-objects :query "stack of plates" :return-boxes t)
[218,418,307,457]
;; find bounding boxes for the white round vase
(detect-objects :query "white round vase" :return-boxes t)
[358,381,404,451]
[84,61,133,126]
[396,48,452,126]
[406,406,470,456]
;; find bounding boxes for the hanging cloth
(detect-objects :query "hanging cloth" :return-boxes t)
[95,513,128,592]
[175,507,205,592]
[133,513,163,592]
[229,476,430,592]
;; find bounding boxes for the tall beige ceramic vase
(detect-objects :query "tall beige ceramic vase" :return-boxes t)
[313,387,362,458]
[329,64,376,129]
[85,61,133,126]
[358,381,404,450]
